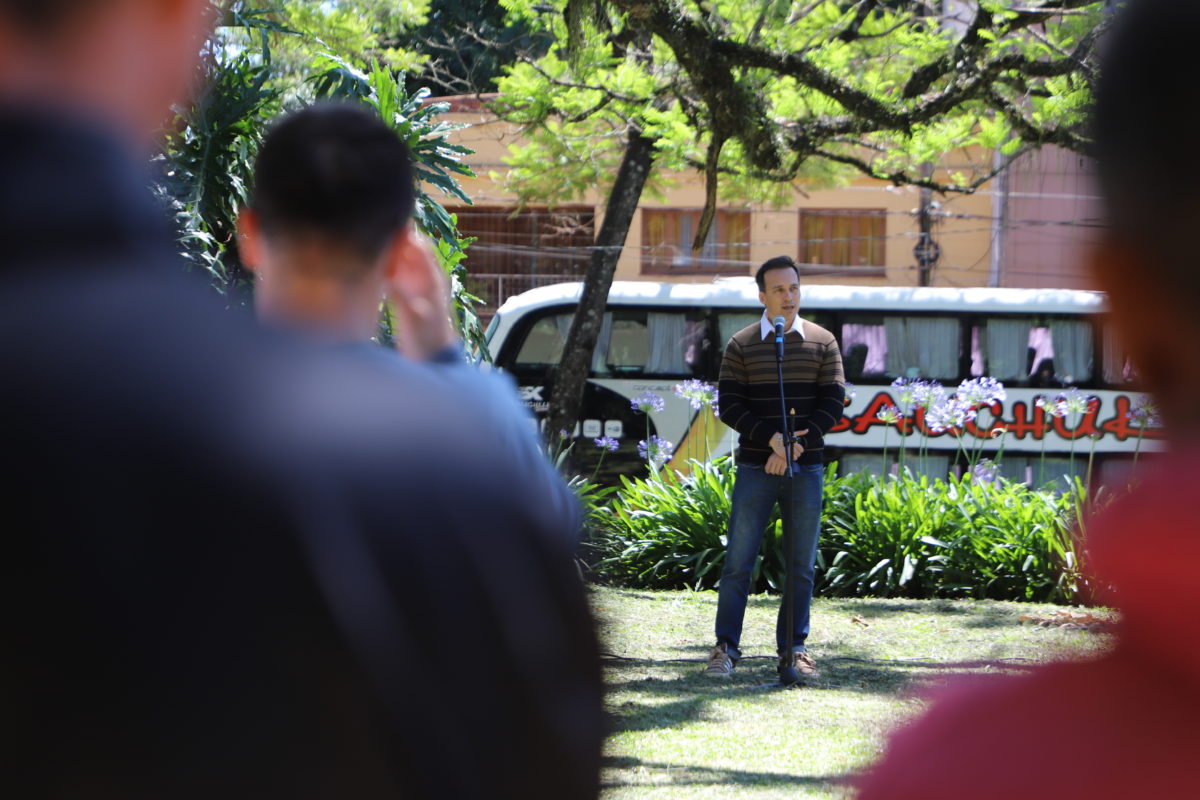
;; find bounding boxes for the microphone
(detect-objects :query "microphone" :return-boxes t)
[773,315,786,361]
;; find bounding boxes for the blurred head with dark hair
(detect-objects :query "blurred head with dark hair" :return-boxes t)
[239,103,430,344]
[0,0,213,145]
[1092,0,1200,435]
[249,103,416,265]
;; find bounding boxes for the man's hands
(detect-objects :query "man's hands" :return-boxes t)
[766,429,809,476]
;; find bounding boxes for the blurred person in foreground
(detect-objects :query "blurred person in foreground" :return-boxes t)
[237,103,571,519]
[856,0,1200,796]
[0,1,601,797]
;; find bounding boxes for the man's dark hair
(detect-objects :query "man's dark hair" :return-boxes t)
[1094,0,1199,300]
[250,103,416,266]
[0,0,94,30]
[755,255,800,291]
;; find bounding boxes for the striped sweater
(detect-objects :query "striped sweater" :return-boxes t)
[718,320,845,466]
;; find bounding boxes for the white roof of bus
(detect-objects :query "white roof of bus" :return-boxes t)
[494,279,1108,317]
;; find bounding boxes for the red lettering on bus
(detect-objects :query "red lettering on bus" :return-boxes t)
[1052,398,1101,441]
[963,401,1002,439]
[850,392,910,435]
[1002,400,1043,440]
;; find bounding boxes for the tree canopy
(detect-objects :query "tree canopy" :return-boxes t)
[491,0,1107,436]
[497,0,1103,237]
[156,1,487,350]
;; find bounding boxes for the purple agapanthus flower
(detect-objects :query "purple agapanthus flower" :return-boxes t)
[876,403,901,424]
[1057,387,1094,418]
[631,391,665,414]
[594,436,619,452]
[972,458,999,485]
[637,435,674,469]
[673,379,717,410]
[1126,394,1163,429]
[911,380,946,411]
[926,396,976,433]
[890,377,917,410]
[957,376,1007,406]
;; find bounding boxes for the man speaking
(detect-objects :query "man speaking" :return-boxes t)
[704,256,845,680]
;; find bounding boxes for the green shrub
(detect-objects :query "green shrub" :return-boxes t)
[819,472,1083,602]
[588,457,785,591]
[587,462,1093,604]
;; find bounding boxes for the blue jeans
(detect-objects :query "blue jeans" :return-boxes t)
[715,461,824,658]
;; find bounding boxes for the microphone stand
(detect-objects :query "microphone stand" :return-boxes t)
[772,318,801,687]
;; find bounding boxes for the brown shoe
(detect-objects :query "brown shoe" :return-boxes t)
[704,643,735,676]
[792,650,819,678]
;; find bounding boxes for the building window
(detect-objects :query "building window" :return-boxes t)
[447,205,594,276]
[641,208,751,274]
[450,205,594,321]
[798,209,886,270]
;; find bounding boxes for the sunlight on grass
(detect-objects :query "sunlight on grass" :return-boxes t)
[592,587,1113,799]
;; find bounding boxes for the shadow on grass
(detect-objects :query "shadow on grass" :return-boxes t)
[604,648,1038,710]
[601,755,845,791]
[819,598,1055,631]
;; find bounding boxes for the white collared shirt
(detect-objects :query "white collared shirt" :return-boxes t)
[759,312,806,341]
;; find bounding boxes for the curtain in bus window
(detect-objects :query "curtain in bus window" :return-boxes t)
[606,316,648,371]
[591,313,613,374]
[719,312,760,349]
[1102,325,1133,384]
[1049,320,1092,382]
[841,323,887,376]
[884,317,958,379]
[984,319,1030,382]
[646,312,688,374]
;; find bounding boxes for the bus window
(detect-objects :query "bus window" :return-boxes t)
[595,309,709,377]
[1047,319,1093,384]
[842,316,887,380]
[1022,321,1093,385]
[883,316,960,380]
[969,317,1094,386]
[1102,324,1139,386]
[718,311,759,347]
[512,313,570,368]
[971,318,1032,382]
[606,315,648,372]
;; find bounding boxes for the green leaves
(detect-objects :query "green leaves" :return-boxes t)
[157,4,484,347]
[588,457,773,591]
[588,462,1094,604]
[157,34,281,295]
[820,470,1087,602]
[495,0,1104,217]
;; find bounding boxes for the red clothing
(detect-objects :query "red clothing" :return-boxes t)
[856,453,1200,798]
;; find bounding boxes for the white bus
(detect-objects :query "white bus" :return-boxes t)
[485,279,1162,486]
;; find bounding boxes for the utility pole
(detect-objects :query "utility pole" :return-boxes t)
[914,163,940,286]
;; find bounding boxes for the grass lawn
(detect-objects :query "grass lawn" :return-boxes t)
[591,586,1113,799]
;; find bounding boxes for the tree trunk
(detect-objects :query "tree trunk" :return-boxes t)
[546,126,656,435]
